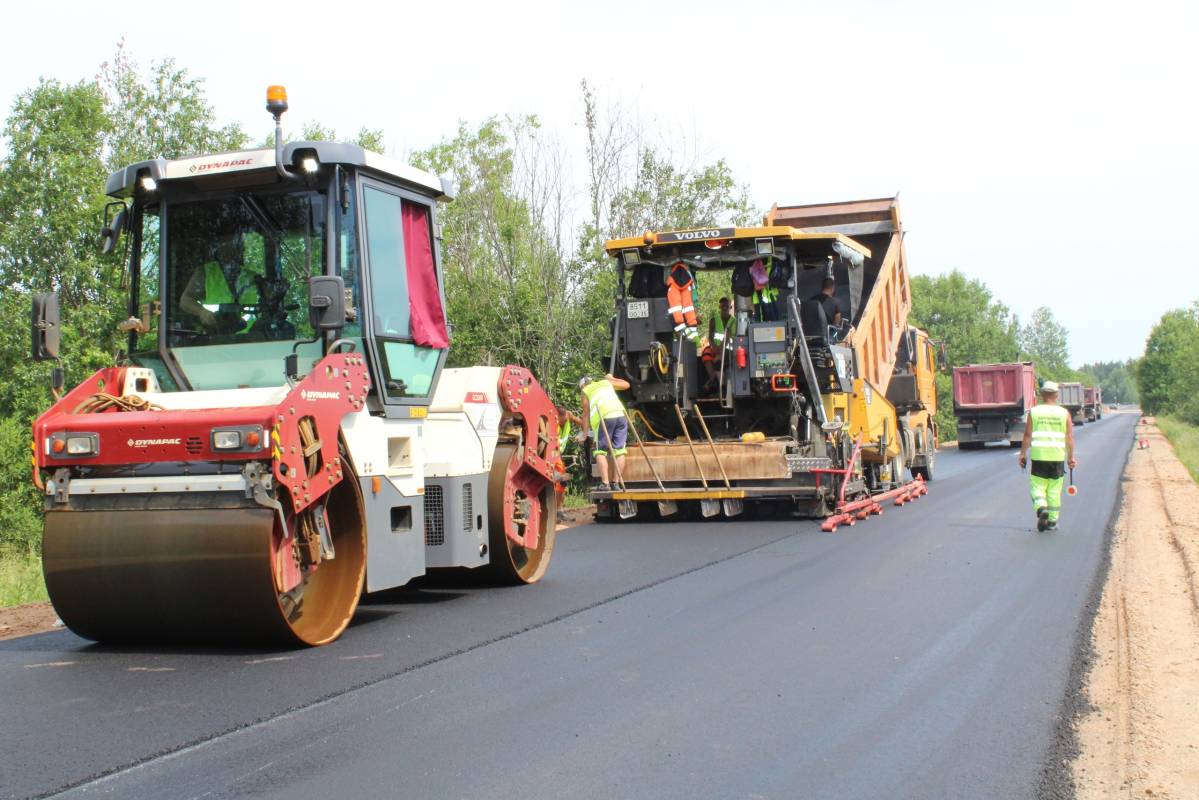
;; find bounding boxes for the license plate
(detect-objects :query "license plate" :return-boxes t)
[627,300,649,319]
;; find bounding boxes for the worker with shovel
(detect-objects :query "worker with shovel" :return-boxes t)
[1018,380,1077,531]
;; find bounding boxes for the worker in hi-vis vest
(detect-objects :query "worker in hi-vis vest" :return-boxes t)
[577,374,631,492]
[179,236,259,333]
[1018,380,1077,531]
[710,296,734,349]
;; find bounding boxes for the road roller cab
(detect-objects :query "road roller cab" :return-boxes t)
[30,88,561,646]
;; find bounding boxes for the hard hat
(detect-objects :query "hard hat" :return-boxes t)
[1041,380,1059,393]
[578,376,593,389]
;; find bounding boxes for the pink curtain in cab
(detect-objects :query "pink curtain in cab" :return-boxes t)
[402,202,448,348]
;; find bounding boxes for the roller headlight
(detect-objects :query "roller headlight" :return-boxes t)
[48,432,99,458]
[211,430,243,450]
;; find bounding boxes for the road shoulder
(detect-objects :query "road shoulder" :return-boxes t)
[1071,418,1199,798]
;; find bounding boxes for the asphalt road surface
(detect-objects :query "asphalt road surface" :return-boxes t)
[1,413,1135,800]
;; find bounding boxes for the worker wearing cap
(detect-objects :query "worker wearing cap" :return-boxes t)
[578,374,631,492]
[1018,380,1077,531]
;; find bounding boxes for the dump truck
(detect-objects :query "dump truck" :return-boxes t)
[29,88,561,646]
[1084,386,1103,421]
[593,197,937,527]
[952,362,1037,449]
[1059,381,1086,425]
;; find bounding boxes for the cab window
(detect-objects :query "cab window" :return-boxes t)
[361,184,447,400]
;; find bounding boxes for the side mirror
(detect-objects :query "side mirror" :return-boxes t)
[100,203,127,256]
[309,275,346,332]
[32,292,61,362]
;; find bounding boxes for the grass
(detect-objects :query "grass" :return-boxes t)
[1156,416,1199,484]
[0,549,48,608]
[561,489,593,509]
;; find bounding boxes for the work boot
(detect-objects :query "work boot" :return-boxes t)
[1047,520,1059,531]
[595,483,611,493]
[1037,517,1048,533]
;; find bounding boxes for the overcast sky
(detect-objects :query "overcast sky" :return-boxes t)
[2,0,1195,364]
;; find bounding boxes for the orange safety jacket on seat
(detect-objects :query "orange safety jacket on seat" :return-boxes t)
[667,262,700,342]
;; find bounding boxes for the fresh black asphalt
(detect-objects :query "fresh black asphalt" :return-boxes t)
[0,413,1136,799]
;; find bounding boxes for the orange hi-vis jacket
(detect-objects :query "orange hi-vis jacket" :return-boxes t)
[667,262,699,342]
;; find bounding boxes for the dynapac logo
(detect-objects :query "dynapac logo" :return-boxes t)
[300,389,341,401]
[188,158,255,174]
[127,437,181,448]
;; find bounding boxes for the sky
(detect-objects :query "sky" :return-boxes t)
[1,0,1195,365]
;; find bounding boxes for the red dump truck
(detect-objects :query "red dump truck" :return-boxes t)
[1059,381,1086,425]
[1084,386,1103,422]
[952,362,1037,449]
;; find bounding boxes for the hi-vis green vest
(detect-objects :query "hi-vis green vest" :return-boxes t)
[203,262,259,305]
[1029,404,1069,462]
[712,314,734,345]
[583,380,624,420]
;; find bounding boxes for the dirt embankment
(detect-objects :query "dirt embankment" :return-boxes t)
[1073,419,1199,798]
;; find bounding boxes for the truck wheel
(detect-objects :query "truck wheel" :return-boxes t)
[912,453,934,481]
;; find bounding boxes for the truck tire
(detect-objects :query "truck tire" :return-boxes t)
[912,455,934,482]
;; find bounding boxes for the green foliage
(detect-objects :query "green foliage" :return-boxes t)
[1157,416,1199,485]
[933,372,957,441]
[607,149,756,235]
[0,548,47,608]
[1137,306,1199,414]
[910,271,1019,366]
[0,418,42,553]
[99,41,246,169]
[1019,307,1073,380]
[1078,359,1139,405]
[909,271,1020,440]
[409,117,592,401]
[261,121,385,151]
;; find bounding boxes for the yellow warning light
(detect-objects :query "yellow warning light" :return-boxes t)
[643,231,657,245]
[266,85,289,118]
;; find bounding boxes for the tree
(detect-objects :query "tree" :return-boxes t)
[1138,306,1199,414]
[909,271,1019,366]
[1019,306,1071,378]
[909,271,1020,438]
[98,41,246,169]
[409,117,588,400]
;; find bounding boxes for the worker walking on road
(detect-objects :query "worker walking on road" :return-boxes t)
[578,374,631,492]
[1018,380,1077,531]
